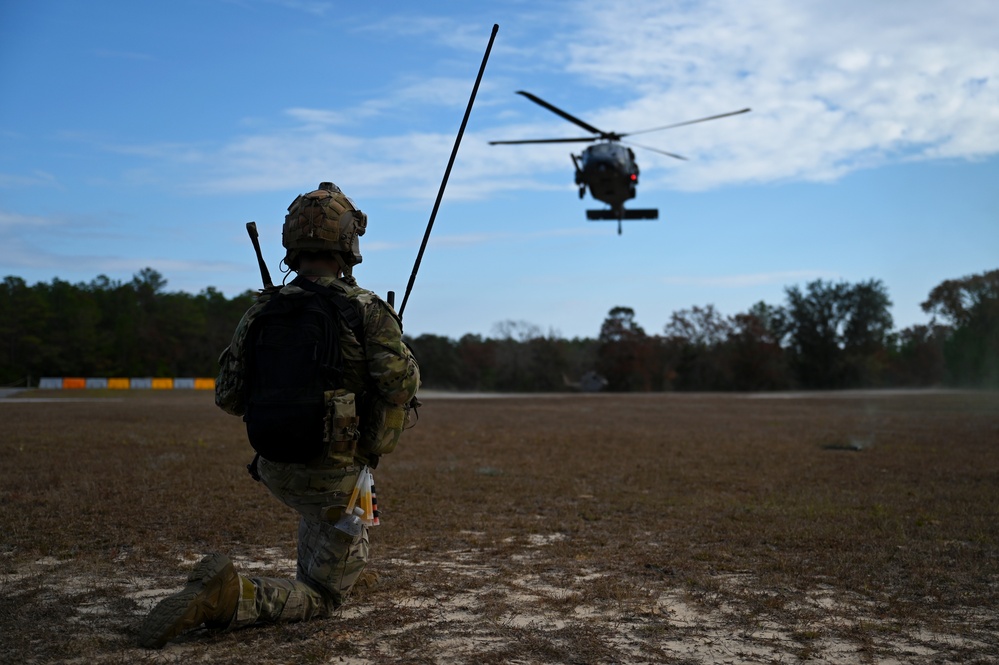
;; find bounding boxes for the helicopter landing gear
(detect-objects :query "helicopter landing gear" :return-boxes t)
[586,207,659,235]
[578,185,586,199]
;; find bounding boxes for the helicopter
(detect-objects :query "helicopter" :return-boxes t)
[490,91,750,234]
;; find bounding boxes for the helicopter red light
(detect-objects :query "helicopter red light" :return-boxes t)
[630,174,637,181]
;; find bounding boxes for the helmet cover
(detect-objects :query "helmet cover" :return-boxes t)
[283,181,367,268]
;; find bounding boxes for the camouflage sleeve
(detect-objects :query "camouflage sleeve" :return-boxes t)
[360,298,420,405]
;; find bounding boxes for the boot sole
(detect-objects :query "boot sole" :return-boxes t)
[137,554,234,649]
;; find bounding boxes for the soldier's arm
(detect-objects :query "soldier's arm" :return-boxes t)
[362,300,420,406]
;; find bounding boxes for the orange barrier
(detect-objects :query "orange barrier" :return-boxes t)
[151,378,174,390]
[108,378,130,390]
[194,378,215,390]
[62,377,86,389]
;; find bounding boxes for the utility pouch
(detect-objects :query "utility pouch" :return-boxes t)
[360,396,419,456]
[323,389,359,467]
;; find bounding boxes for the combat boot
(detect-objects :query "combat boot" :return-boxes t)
[137,553,240,649]
[352,569,379,594]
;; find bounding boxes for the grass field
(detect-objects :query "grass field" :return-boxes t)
[1,389,997,664]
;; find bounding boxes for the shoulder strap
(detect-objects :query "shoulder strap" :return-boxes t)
[290,276,365,345]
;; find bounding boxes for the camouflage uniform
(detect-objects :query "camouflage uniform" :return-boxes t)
[220,274,420,627]
[137,182,416,649]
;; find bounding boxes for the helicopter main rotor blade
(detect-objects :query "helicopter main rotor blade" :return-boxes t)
[516,91,607,137]
[489,137,599,145]
[622,108,751,137]
[622,140,688,161]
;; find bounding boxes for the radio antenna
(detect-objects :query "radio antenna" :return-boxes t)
[397,23,499,319]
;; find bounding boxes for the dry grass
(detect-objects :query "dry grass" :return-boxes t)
[1,389,997,664]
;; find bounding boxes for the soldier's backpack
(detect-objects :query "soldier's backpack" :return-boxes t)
[243,277,363,464]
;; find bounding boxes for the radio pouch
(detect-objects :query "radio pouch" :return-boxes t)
[323,389,359,467]
[360,396,419,457]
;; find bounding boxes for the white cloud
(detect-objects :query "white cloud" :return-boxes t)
[59,0,999,201]
[357,15,498,54]
[284,108,353,126]
[365,225,603,252]
[0,230,248,282]
[547,0,999,190]
[270,0,332,16]
[0,209,62,229]
[235,0,334,17]
[0,171,57,188]
[430,225,602,248]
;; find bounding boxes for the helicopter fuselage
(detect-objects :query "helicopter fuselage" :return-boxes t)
[489,90,749,231]
[575,142,638,213]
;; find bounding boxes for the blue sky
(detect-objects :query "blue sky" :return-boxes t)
[1,0,997,340]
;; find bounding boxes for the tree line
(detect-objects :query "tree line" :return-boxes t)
[409,269,998,391]
[1,268,996,391]
[0,268,254,385]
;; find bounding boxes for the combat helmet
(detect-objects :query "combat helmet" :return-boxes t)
[283,181,367,272]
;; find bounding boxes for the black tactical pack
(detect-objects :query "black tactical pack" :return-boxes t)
[243,277,362,464]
